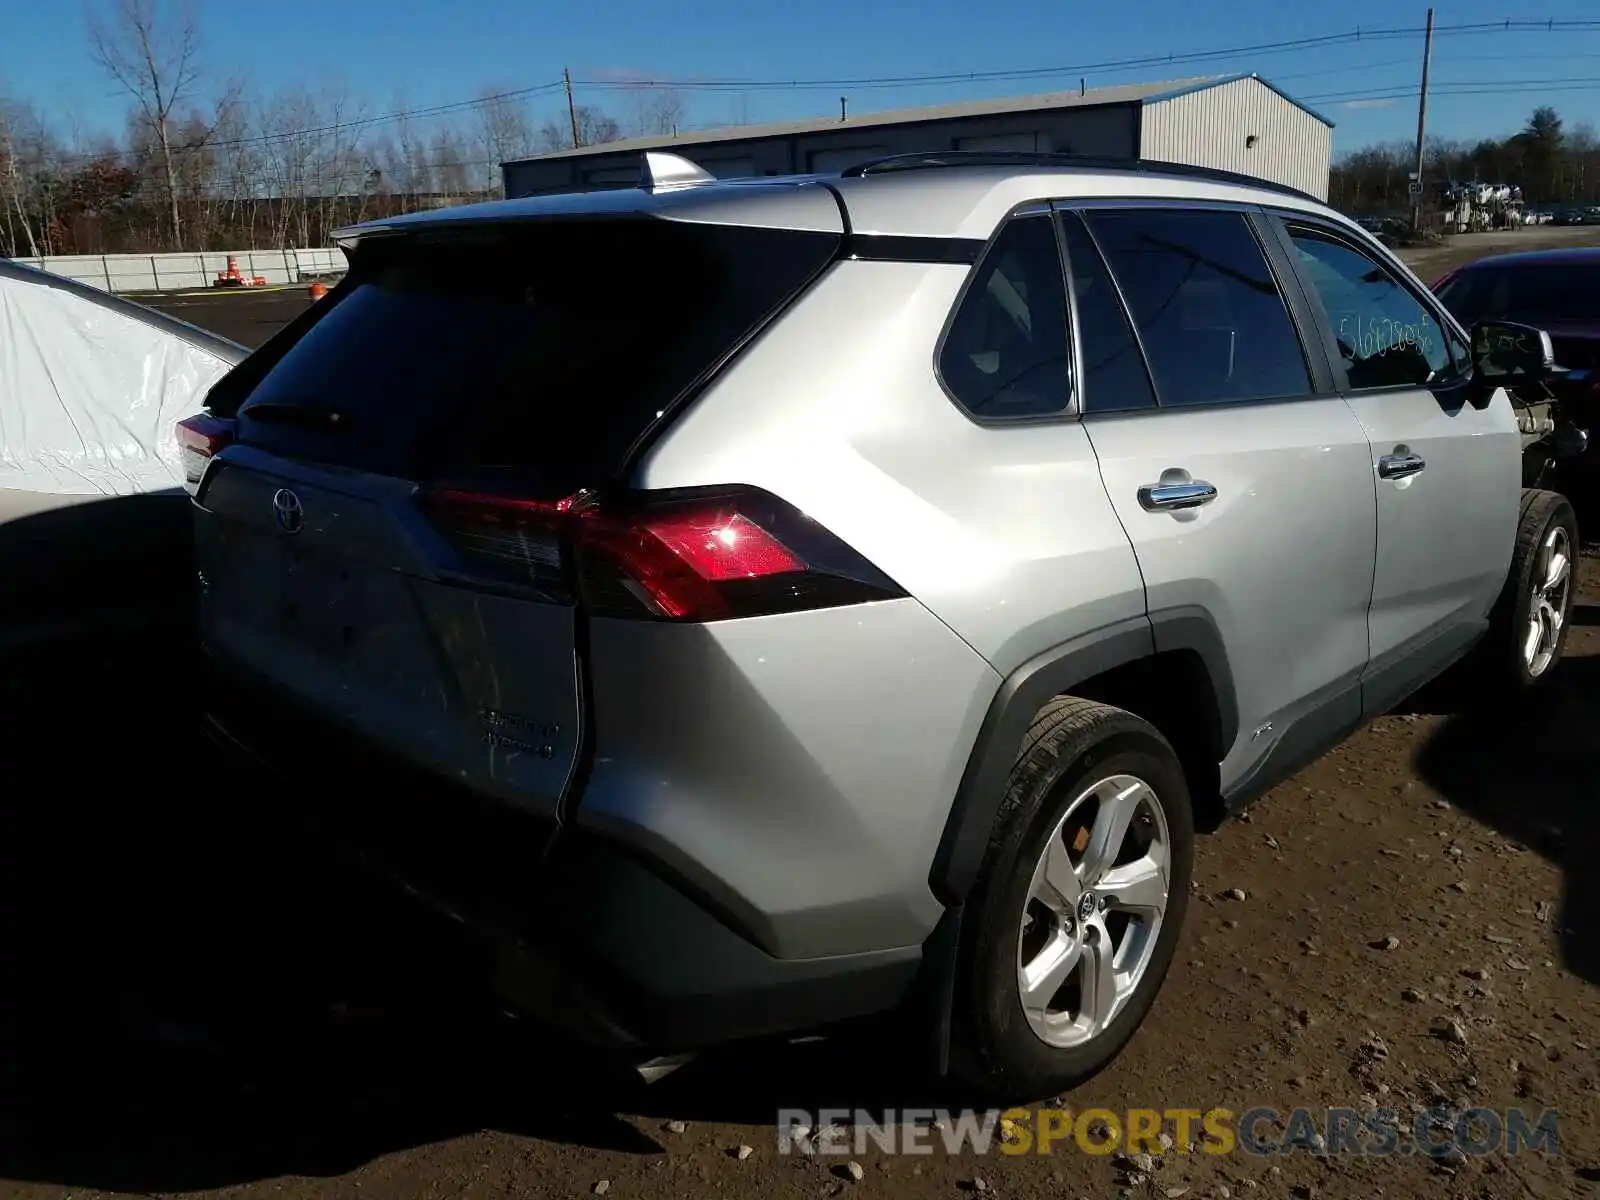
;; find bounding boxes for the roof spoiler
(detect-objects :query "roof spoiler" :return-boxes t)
[640,151,716,192]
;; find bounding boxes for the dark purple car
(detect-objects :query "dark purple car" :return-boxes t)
[1434,247,1600,486]
[1434,247,1600,383]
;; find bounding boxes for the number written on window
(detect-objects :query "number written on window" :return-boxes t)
[1288,227,1459,390]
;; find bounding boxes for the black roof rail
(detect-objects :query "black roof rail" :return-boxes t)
[838,151,1320,204]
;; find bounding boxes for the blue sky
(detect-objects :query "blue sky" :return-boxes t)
[4,1,1600,154]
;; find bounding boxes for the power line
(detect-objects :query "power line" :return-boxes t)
[46,80,569,167]
[28,15,1600,171]
[1304,76,1600,103]
[567,18,1600,92]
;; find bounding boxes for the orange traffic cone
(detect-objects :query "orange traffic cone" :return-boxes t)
[308,282,328,302]
[214,254,247,287]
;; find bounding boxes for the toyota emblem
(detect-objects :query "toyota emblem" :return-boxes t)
[272,488,304,535]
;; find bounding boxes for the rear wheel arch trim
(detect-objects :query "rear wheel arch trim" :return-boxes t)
[1148,606,1240,755]
[928,607,1238,907]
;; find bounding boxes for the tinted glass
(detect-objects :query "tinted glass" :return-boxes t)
[1086,209,1311,406]
[1060,211,1157,412]
[233,219,839,493]
[1288,226,1458,390]
[1436,263,1600,324]
[939,214,1071,419]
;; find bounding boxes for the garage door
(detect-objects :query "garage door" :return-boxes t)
[807,146,889,174]
[956,132,1052,153]
[583,166,642,185]
[701,158,756,179]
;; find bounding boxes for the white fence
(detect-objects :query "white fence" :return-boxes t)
[9,248,346,294]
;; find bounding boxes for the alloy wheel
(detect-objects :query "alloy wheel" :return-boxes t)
[1016,773,1171,1049]
[1524,524,1572,678]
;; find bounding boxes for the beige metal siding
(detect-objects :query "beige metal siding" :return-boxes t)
[1140,77,1331,200]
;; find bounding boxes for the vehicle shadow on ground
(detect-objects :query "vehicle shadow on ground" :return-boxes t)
[10,636,1592,1193]
[1408,651,1600,987]
[0,659,953,1192]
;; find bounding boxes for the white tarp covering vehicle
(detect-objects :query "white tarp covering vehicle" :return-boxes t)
[1,260,244,497]
[1,260,245,662]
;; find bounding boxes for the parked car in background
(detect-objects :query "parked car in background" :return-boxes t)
[0,260,244,672]
[184,151,1577,1100]
[1434,247,1599,491]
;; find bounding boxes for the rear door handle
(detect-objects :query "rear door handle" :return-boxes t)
[1378,452,1426,480]
[1138,480,1217,511]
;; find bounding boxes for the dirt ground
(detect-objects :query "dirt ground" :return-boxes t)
[1393,223,1600,282]
[1,229,1595,1200]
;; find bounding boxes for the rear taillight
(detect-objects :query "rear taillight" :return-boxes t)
[176,413,235,492]
[418,485,904,621]
[419,489,573,601]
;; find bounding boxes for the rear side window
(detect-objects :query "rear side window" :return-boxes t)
[1059,211,1157,413]
[233,219,839,492]
[938,213,1072,419]
[1085,209,1312,407]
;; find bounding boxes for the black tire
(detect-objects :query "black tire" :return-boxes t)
[1482,488,1579,691]
[948,698,1194,1101]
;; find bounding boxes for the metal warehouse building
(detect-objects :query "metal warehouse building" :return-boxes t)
[501,73,1333,201]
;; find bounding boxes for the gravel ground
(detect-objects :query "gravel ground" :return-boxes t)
[1,232,1594,1200]
[3,575,1594,1200]
[1393,223,1600,282]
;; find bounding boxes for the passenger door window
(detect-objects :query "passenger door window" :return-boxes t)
[1285,225,1463,391]
[938,213,1072,419]
[1058,210,1157,413]
[1083,208,1312,406]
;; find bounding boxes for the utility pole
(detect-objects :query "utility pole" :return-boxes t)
[1412,7,1434,232]
[565,67,581,149]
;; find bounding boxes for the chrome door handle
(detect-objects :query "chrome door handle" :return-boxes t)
[1378,452,1426,479]
[1138,480,1217,511]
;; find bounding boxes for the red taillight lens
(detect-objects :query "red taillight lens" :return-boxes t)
[417,484,902,622]
[644,510,804,580]
[175,412,234,491]
[418,488,575,601]
[578,504,807,620]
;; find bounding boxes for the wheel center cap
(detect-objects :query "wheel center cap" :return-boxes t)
[1077,891,1097,923]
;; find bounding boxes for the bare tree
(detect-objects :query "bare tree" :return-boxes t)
[0,96,43,256]
[88,0,203,249]
[623,87,687,138]
[474,86,535,195]
[431,127,471,200]
[537,104,619,153]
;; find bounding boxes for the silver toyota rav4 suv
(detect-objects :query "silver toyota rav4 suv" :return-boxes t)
[183,151,1579,1098]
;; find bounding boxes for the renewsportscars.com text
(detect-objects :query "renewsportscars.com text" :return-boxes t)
[776,1106,1561,1159]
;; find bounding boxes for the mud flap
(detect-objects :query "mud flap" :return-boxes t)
[911,905,965,1079]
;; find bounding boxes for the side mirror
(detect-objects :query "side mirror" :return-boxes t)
[1470,320,1567,387]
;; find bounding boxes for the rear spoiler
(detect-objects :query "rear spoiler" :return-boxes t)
[333,153,721,252]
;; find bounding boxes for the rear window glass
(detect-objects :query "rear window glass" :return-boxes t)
[1085,208,1312,407]
[938,213,1072,420]
[1436,264,1600,325]
[1059,211,1156,413]
[234,219,839,491]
